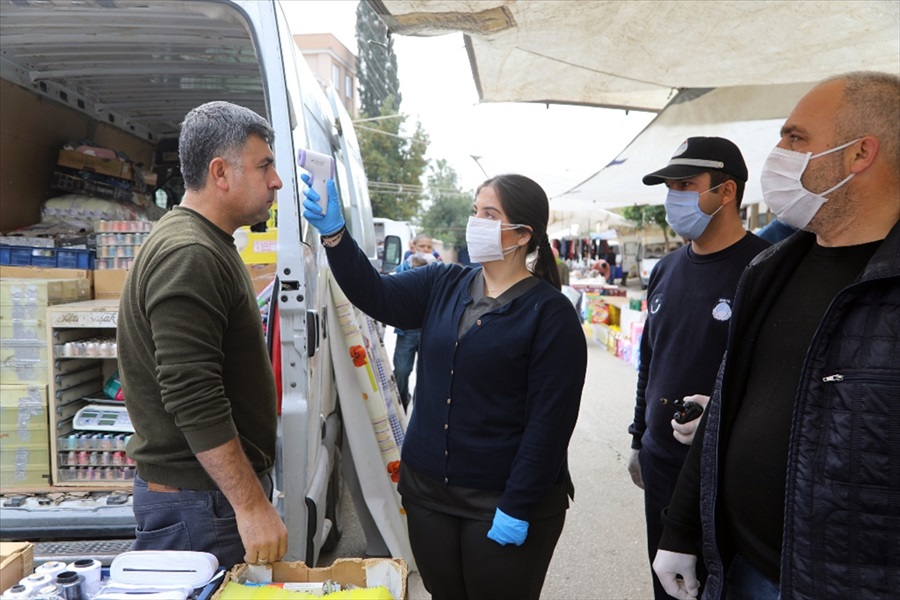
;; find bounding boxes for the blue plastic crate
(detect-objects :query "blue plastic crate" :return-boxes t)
[9,246,35,266]
[57,247,94,269]
[0,244,94,269]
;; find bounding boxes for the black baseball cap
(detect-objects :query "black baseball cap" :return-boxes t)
[642,136,748,185]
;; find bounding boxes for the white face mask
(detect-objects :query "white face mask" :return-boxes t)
[760,138,860,229]
[465,216,523,263]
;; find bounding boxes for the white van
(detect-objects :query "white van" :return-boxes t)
[0,0,392,566]
[637,238,685,289]
[373,218,416,272]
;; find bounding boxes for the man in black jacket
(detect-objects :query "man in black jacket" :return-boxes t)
[654,72,900,600]
[653,71,900,600]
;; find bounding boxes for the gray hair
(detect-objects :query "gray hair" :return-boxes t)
[825,71,900,170]
[179,101,275,191]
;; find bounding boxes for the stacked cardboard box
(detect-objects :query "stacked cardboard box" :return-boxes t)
[0,277,90,490]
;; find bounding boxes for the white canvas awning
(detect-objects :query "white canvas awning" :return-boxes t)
[372,1,900,207]
[556,83,817,208]
[372,1,900,111]
[548,196,636,238]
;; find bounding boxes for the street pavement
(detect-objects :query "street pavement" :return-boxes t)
[320,316,654,599]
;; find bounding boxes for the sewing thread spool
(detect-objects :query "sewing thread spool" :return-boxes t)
[66,558,102,595]
[17,572,53,593]
[54,571,85,600]
[35,561,68,579]
[0,584,31,599]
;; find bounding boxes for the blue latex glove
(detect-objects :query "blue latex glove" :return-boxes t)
[301,174,345,236]
[486,508,529,546]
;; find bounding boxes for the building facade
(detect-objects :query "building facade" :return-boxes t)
[293,33,358,117]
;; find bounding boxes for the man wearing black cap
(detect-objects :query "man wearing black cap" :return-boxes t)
[627,136,770,599]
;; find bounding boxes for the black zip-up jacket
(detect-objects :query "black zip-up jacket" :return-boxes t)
[660,220,900,599]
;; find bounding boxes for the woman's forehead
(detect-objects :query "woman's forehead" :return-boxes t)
[475,186,505,214]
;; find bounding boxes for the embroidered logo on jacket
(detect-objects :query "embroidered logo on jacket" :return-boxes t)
[650,294,663,314]
[712,299,733,321]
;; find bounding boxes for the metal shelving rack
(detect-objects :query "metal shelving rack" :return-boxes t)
[46,299,134,488]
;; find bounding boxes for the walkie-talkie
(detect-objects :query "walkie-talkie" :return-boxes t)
[660,397,704,424]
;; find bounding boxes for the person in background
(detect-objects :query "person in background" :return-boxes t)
[303,173,587,600]
[654,71,900,600]
[402,232,442,263]
[627,136,770,599]
[393,237,436,411]
[117,101,287,570]
[605,243,619,283]
[755,217,797,243]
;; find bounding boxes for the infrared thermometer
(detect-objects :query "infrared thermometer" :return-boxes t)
[297,148,335,215]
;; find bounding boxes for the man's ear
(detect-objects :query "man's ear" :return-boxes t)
[849,136,879,174]
[720,179,738,206]
[209,157,229,191]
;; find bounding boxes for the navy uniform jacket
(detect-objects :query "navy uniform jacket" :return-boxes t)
[325,233,587,521]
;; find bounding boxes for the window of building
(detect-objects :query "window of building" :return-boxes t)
[345,74,352,99]
[332,64,340,86]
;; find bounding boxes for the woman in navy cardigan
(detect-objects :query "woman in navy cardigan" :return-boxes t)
[304,173,587,600]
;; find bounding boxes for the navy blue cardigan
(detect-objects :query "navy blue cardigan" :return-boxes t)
[325,233,587,520]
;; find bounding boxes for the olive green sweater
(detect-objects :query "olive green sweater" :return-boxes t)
[118,207,277,490]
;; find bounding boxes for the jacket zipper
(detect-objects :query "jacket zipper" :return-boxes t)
[822,373,900,383]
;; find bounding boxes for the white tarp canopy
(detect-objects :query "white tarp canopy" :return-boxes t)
[373,1,900,112]
[556,83,816,208]
[373,1,900,208]
[548,196,636,238]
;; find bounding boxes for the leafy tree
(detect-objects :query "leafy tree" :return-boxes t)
[356,0,401,118]
[354,1,428,221]
[621,204,672,243]
[356,96,429,221]
[421,159,472,249]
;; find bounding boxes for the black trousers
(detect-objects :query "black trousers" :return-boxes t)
[403,499,565,600]
[640,449,708,600]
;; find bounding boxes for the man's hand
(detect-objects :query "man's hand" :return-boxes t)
[627,448,644,489]
[195,438,288,565]
[235,498,288,565]
[301,175,345,236]
[653,549,700,599]
[672,394,710,445]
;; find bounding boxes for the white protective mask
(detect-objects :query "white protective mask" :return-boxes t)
[760,138,860,229]
[465,216,524,263]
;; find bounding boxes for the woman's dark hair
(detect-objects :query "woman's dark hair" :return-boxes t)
[477,174,561,290]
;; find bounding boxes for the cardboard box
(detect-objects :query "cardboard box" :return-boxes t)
[214,558,408,600]
[57,149,133,181]
[246,263,277,296]
[0,265,93,294]
[94,269,129,300]
[0,542,33,593]
[237,229,278,265]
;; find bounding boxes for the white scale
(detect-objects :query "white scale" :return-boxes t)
[73,404,134,433]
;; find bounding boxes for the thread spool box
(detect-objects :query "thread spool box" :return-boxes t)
[214,558,408,600]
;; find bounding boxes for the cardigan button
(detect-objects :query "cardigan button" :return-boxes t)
[444,423,449,430]
[476,319,482,326]
[446,398,451,404]
[444,450,448,456]
[444,477,449,484]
